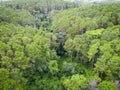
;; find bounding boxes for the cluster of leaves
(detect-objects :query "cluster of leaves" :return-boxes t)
[98,81,118,90]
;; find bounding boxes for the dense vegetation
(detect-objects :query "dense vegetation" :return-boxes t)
[0,0,120,90]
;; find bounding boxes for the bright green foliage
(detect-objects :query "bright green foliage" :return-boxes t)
[87,41,100,61]
[26,36,50,61]
[48,60,59,75]
[98,81,118,90]
[95,36,120,80]
[0,68,12,90]
[0,68,26,90]
[62,74,87,90]
[64,38,74,57]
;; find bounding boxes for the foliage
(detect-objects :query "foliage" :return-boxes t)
[62,74,87,90]
[0,1,120,90]
[98,81,118,90]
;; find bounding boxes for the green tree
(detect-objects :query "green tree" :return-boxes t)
[48,60,59,75]
[98,81,118,90]
[62,74,87,90]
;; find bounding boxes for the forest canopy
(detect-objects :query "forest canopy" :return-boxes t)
[0,0,120,90]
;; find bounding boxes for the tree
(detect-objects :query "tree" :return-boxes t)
[62,74,87,90]
[98,81,118,90]
[48,60,59,75]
